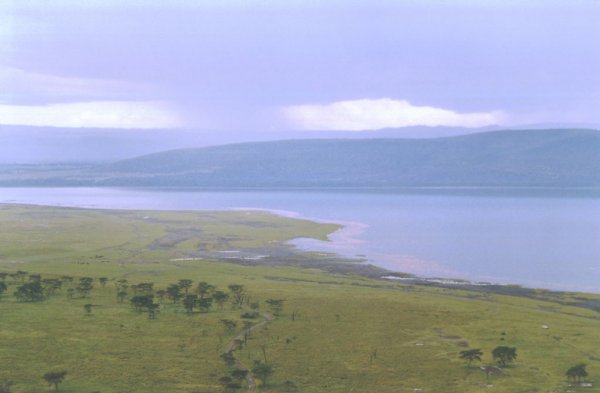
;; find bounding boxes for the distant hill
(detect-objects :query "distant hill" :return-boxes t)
[1,129,600,187]
[0,124,497,164]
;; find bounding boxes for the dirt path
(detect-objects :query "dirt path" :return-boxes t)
[223,310,273,393]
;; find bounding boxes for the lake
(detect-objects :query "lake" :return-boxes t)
[1,187,599,293]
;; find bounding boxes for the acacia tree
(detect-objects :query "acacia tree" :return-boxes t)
[130,295,154,313]
[265,299,284,316]
[137,282,154,295]
[459,349,483,366]
[221,352,235,366]
[252,361,273,386]
[115,279,128,291]
[147,302,160,319]
[166,284,182,303]
[196,281,214,298]
[492,346,517,367]
[566,363,588,383]
[43,371,67,391]
[14,281,45,302]
[197,297,213,313]
[213,291,229,310]
[42,279,62,297]
[242,320,254,343]
[183,294,198,314]
[76,277,94,298]
[117,290,127,303]
[228,284,246,308]
[178,279,193,294]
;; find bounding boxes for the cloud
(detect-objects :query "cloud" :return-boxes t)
[0,66,155,104]
[0,101,183,129]
[0,67,183,129]
[283,98,506,131]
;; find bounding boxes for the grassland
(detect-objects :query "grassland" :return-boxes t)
[0,204,599,393]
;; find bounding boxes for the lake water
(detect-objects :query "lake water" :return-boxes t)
[1,187,599,293]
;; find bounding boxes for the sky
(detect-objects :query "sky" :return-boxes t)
[1,0,599,135]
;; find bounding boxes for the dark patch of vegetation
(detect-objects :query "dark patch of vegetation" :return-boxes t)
[42,371,67,391]
[566,363,588,383]
[252,360,274,386]
[459,349,483,367]
[0,380,14,393]
[492,346,517,367]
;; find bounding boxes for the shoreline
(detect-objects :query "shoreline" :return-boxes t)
[2,201,599,296]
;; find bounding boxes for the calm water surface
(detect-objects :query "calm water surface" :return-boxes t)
[1,187,599,293]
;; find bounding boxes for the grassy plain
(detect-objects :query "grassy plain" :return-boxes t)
[0,204,599,393]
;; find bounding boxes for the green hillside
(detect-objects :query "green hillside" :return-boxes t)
[94,129,600,187]
[1,129,600,187]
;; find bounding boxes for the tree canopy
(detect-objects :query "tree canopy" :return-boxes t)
[252,361,273,386]
[459,349,483,366]
[43,371,67,391]
[492,346,517,367]
[14,281,45,302]
[566,363,588,383]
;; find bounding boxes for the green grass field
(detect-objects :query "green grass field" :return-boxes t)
[0,204,599,393]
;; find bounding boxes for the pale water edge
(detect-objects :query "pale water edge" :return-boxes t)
[1,187,599,293]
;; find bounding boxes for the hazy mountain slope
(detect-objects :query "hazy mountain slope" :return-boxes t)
[0,124,493,164]
[87,129,600,187]
[1,129,598,187]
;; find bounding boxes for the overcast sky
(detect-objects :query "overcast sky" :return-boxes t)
[1,0,599,134]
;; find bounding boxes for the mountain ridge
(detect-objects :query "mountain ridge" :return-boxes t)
[1,129,599,188]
